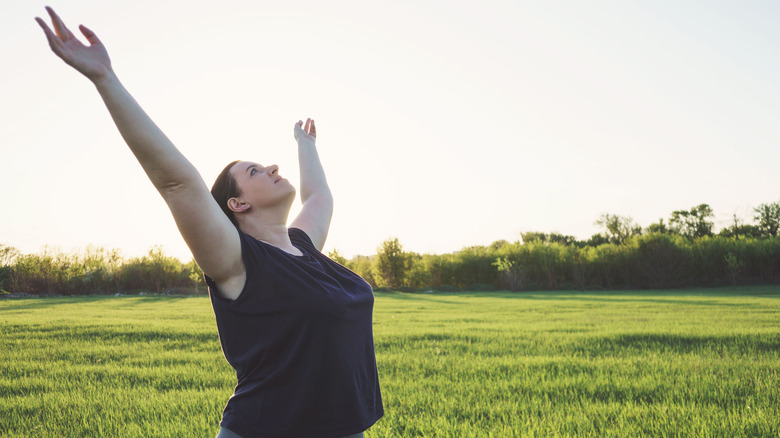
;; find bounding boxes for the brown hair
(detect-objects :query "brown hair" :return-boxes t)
[211,160,241,227]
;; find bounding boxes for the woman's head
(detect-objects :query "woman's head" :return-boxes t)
[211,160,296,227]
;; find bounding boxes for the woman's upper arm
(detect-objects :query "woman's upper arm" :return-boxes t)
[290,192,333,251]
[160,182,244,284]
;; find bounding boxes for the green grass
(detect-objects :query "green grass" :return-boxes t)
[1,287,779,437]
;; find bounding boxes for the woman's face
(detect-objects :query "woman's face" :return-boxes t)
[230,161,296,210]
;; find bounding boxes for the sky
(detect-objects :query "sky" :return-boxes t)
[2,0,779,261]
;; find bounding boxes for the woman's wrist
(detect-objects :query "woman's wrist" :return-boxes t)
[297,137,316,147]
[91,69,120,90]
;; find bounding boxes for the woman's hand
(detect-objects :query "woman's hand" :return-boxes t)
[35,6,113,83]
[294,118,317,144]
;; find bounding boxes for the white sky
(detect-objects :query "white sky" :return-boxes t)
[2,1,779,261]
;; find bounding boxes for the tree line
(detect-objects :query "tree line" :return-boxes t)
[0,245,203,296]
[338,202,780,291]
[1,202,779,295]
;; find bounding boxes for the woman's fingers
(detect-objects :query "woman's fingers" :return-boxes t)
[79,24,101,46]
[35,16,64,54]
[46,6,75,41]
[294,120,304,140]
[36,7,112,81]
[294,119,316,140]
[302,118,316,137]
[45,7,66,40]
[36,7,77,58]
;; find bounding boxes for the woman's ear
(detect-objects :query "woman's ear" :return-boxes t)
[228,197,250,213]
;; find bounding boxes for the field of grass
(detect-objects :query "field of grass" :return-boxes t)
[1,287,779,437]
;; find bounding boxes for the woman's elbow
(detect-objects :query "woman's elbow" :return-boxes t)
[301,187,333,205]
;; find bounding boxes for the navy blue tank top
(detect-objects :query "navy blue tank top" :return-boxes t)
[206,228,383,438]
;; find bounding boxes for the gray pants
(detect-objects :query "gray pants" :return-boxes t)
[216,427,364,438]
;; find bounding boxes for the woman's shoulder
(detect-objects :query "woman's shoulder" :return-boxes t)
[288,227,316,251]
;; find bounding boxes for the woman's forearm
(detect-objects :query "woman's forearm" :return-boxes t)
[93,72,203,194]
[297,139,332,203]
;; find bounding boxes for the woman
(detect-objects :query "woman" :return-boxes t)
[36,7,383,438]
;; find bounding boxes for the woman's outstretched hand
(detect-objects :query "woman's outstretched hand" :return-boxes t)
[294,118,317,144]
[35,6,112,82]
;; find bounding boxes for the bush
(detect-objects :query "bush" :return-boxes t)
[589,243,630,289]
[346,256,377,289]
[629,233,691,289]
[116,246,195,293]
[449,246,498,288]
[0,266,13,292]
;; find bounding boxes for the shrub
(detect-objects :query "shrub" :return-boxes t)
[0,266,13,292]
[629,233,691,289]
[346,256,377,288]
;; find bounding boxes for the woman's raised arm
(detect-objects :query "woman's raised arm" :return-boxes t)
[35,7,244,289]
[290,119,334,251]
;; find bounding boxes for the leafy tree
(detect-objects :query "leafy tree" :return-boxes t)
[669,204,714,239]
[718,224,759,240]
[0,244,19,266]
[327,249,348,265]
[724,252,744,286]
[646,219,669,235]
[595,213,642,245]
[0,244,18,292]
[718,214,759,240]
[185,258,205,290]
[548,233,577,246]
[753,202,780,237]
[585,233,610,247]
[521,232,577,246]
[403,252,430,289]
[376,238,409,288]
[521,231,547,244]
[346,256,377,288]
[489,240,511,251]
[493,257,522,291]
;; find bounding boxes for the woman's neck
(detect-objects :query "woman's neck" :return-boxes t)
[239,221,303,256]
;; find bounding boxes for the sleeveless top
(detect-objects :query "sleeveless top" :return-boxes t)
[205,228,383,438]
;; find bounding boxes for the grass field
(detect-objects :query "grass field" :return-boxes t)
[1,287,779,437]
